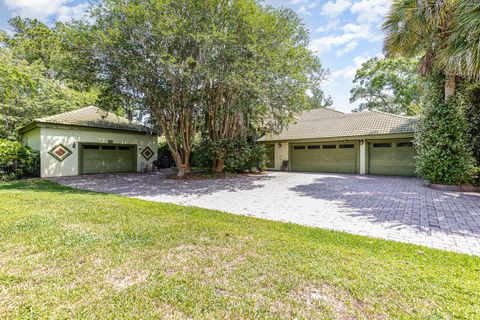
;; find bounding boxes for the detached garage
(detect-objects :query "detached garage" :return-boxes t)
[259,108,417,176]
[21,106,158,178]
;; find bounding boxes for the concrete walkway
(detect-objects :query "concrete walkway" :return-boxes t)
[52,171,480,255]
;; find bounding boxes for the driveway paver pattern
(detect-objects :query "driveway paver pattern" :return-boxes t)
[52,171,480,255]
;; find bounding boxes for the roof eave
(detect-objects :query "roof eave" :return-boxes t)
[20,121,158,135]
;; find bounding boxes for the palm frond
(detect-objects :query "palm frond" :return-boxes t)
[438,1,480,80]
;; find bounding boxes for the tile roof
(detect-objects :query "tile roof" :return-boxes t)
[259,108,417,141]
[32,106,155,133]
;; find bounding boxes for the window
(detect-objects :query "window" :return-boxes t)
[339,144,354,149]
[293,146,306,150]
[118,146,131,150]
[373,143,392,148]
[307,145,320,150]
[102,146,116,150]
[322,144,336,149]
[83,145,100,150]
[397,142,413,148]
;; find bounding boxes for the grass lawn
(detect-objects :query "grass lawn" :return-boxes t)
[0,179,479,319]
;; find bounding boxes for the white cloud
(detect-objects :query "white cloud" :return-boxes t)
[350,0,391,24]
[4,0,89,22]
[330,56,369,80]
[296,1,319,15]
[57,2,89,22]
[321,0,352,17]
[316,18,340,32]
[309,22,375,54]
[336,41,358,56]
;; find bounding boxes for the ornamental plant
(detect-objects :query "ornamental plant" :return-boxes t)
[0,138,39,180]
[414,75,477,185]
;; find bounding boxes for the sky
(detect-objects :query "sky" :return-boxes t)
[0,0,391,113]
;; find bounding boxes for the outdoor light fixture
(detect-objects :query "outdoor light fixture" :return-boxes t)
[360,140,364,145]
[72,142,76,149]
[278,143,282,148]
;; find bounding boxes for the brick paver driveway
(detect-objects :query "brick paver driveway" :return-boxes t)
[53,171,480,255]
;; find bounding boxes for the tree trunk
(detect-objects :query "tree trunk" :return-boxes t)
[445,74,456,100]
[177,162,191,178]
[213,159,225,173]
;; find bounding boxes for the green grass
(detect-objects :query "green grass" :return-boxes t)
[0,179,479,319]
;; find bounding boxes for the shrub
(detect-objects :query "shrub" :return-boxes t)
[0,138,39,180]
[414,75,477,185]
[190,142,211,168]
[198,139,268,172]
[458,82,480,185]
[458,82,480,166]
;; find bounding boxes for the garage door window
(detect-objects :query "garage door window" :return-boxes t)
[102,146,116,150]
[397,142,413,147]
[373,143,391,148]
[83,145,100,149]
[307,145,320,149]
[293,146,306,150]
[339,144,354,149]
[323,144,336,149]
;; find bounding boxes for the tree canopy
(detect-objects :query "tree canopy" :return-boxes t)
[382,0,480,98]
[0,48,97,139]
[350,57,421,115]
[78,0,327,175]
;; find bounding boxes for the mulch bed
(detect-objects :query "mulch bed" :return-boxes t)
[166,170,268,180]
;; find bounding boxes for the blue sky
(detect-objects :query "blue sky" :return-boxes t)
[0,0,391,112]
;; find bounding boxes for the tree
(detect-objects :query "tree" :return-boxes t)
[414,73,476,185]
[197,4,326,172]
[308,87,333,109]
[439,1,480,81]
[81,0,326,176]
[0,48,97,139]
[382,0,480,99]
[350,57,421,115]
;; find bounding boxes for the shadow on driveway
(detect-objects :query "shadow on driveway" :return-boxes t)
[289,174,480,238]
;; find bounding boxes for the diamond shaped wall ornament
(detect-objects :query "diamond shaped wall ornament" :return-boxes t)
[141,146,154,160]
[48,144,72,162]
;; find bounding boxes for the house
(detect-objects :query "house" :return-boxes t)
[259,108,417,176]
[20,106,158,178]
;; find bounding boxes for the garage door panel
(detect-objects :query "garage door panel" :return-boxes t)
[369,141,416,176]
[82,145,136,174]
[291,143,357,173]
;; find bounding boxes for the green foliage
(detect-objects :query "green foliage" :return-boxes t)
[71,0,327,175]
[198,139,267,172]
[0,49,97,139]
[414,74,477,185]
[0,138,39,180]
[350,57,421,115]
[383,0,480,80]
[6,17,61,69]
[457,81,480,184]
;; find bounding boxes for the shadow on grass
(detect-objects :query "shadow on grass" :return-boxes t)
[0,178,108,196]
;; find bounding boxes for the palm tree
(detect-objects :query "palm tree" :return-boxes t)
[383,0,462,99]
[439,1,480,81]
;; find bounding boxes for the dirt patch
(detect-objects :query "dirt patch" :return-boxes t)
[292,283,378,319]
[106,268,149,291]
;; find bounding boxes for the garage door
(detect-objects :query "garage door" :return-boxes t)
[291,142,357,173]
[81,144,136,174]
[369,141,416,176]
